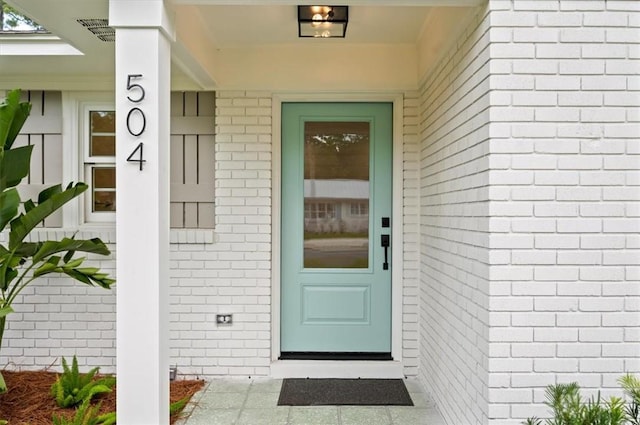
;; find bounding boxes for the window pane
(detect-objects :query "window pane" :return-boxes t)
[303,121,370,269]
[90,111,115,156]
[91,111,115,132]
[92,166,116,212]
[93,167,115,189]
[91,136,115,156]
[93,191,116,212]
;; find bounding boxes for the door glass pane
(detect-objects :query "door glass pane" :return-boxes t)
[303,121,369,268]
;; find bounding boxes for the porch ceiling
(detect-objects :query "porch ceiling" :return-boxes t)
[2,0,477,91]
[196,5,432,47]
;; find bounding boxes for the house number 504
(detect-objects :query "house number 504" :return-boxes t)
[125,74,146,171]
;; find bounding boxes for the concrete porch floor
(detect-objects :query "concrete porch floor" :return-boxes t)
[176,378,446,425]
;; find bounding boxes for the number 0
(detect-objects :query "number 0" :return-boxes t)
[126,107,146,137]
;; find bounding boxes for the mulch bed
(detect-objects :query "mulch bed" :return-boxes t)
[0,370,205,425]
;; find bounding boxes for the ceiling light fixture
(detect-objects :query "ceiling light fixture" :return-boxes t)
[298,6,348,38]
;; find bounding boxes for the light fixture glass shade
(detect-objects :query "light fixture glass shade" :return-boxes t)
[298,6,348,38]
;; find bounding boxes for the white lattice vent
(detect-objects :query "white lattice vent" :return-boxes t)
[76,18,115,42]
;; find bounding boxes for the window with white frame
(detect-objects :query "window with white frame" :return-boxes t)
[83,107,116,222]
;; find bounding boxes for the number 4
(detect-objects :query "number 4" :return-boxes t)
[126,142,145,171]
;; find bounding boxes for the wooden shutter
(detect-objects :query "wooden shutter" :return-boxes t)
[169,92,215,228]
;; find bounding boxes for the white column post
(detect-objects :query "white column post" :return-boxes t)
[109,1,173,423]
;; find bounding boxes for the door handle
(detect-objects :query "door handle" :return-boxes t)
[381,234,390,270]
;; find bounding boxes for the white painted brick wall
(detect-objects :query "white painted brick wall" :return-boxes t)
[169,91,274,377]
[403,92,421,377]
[418,5,492,425]
[487,0,640,423]
[0,241,117,372]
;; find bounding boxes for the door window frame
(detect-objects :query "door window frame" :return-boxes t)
[271,93,405,369]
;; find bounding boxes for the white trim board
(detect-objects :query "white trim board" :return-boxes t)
[271,92,405,377]
[271,360,404,379]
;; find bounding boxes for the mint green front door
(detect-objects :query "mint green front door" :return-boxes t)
[281,102,392,356]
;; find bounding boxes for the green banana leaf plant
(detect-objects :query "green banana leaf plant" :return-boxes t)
[0,89,115,393]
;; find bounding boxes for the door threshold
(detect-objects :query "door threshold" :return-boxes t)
[279,352,392,361]
[270,359,404,379]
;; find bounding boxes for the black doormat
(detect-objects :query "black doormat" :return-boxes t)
[277,378,414,406]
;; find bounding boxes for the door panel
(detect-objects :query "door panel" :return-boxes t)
[302,285,370,324]
[281,102,392,355]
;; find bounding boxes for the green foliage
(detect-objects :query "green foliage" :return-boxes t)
[170,396,190,416]
[620,375,640,425]
[50,356,115,408]
[50,390,193,424]
[0,89,114,393]
[52,399,115,425]
[524,376,640,425]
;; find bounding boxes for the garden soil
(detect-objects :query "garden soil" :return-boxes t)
[0,370,204,424]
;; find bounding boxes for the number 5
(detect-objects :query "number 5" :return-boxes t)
[126,74,145,103]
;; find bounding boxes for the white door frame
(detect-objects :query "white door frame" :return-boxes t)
[270,93,405,378]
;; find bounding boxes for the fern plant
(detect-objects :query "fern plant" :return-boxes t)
[620,374,640,425]
[50,356,115,408]
[51,395,196,424]
[524,377,639,425]
[52,399,116,425]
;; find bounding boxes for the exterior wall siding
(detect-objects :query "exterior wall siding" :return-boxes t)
[14,90,64,227]
[418,5,492,425]
[486,1,640,423]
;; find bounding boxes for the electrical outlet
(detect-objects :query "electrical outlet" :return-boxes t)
[216,314,233,325]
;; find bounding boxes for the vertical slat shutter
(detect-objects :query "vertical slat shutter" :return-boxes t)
[169,92,215,228]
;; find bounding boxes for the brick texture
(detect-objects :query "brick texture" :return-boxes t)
[403,92,421,377]
[486,0,640,423]
[168,91,274,377]
[418,6,492,425]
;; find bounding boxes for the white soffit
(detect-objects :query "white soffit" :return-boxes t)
[0,35,83,56]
